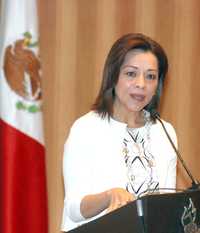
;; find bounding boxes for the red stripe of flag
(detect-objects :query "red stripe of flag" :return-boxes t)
[0,118,48,233]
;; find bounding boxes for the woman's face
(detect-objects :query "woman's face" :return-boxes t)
[114,49,159,115]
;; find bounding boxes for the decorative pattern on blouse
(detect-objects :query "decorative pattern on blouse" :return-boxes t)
[122,111,159,196]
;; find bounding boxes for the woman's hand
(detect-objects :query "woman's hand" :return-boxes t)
[80,188,135,219]
[106,188,135,213]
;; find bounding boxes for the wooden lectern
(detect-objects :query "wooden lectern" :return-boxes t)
[68,189,200,233]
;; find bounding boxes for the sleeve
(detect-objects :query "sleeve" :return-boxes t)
[61,121,94,225]
[163,122,178,189]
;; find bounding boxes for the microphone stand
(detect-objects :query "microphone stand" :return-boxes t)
[153,112,199,190]
[136,199,146,233]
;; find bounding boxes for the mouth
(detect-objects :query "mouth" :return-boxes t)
[130,93,145,102]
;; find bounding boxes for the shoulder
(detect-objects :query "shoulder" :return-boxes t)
[67,111,109,140]
[151,118,178,147]
[72,111,107,130]
[151,118,176,133]
[153,119,176,132]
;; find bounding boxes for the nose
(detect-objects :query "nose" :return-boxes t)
[135,74,145,89]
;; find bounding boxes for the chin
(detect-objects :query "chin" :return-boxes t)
[127,106,144,113]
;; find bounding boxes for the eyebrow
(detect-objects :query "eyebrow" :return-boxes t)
[147,69,158,73]
[121,65,158,72]
[121,65,138,69]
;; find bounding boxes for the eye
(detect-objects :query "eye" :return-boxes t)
[126,71,137,78]
[146,73,157,80]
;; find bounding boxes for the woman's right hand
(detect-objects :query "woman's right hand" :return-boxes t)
[80,187,135,219]
[106,188,135,213]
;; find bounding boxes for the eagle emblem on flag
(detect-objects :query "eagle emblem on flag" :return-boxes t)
[3,32,42,113]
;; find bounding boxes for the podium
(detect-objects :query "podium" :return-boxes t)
[68,189,200,233]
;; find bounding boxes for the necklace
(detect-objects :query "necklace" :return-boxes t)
[122,110,159,195]
[123,110,154,164]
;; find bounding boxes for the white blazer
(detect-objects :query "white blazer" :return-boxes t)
[61,111,177,231]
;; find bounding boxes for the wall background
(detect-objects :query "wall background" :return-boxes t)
[38,1,200,232]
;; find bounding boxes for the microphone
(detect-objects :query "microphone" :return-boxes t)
[151,110,199,190]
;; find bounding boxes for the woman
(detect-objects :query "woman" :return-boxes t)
[61,33,177,232]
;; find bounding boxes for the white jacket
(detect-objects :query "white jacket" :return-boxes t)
[61,111,177,231]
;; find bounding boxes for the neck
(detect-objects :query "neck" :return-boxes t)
[113,104,145,128]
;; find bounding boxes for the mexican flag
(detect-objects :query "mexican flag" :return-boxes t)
[0,1,48,233]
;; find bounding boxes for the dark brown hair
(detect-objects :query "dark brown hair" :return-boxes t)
[92,33,168,119]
